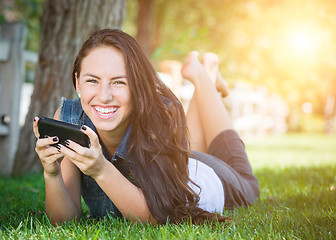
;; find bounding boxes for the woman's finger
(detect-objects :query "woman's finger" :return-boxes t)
[80,125,100,149]
[36,136,59,150]
[62,139,91,157]
[41,152,64,162]
[32,116,40,139]
[57,144,90,172]
[58,143,84,161]
[36,143,61,158]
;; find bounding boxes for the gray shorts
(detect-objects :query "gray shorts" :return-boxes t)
[191,130,259,209]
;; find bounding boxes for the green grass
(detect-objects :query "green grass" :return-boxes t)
[1,133,336,239]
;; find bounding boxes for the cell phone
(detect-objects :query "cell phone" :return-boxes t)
[38,117,90,148]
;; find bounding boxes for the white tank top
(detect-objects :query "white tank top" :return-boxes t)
[188,158,225,213]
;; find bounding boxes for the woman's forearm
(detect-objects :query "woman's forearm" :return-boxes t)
[44,172,82,224]
[93,161,157,224]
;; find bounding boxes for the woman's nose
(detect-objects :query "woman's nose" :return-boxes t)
[98,84,113,102]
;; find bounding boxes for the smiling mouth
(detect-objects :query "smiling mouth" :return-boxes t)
[93,106,118,118]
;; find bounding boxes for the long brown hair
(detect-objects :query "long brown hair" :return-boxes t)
[73,29,229,224]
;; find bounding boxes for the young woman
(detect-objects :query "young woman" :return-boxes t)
[33,29,259,225]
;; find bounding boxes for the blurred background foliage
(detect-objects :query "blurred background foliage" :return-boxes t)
[1,0,336,133]
[0,0,43,51]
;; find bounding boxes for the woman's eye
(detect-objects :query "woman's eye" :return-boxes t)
[113,80,126,85]
[86,79,98,84]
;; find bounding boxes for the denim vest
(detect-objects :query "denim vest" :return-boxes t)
[59,98,133,218]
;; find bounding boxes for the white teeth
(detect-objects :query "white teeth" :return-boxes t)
[94,106,117,114]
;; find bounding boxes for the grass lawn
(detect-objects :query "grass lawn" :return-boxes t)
[0,133,335,239]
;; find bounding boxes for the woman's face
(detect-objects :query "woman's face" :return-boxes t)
[76,46,132,134]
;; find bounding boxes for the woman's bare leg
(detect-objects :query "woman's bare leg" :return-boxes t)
[182,51,232,151]
[186,85,207,152]
[184,52,260,207]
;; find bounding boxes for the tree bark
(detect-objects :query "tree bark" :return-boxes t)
[12,0,125,175]
[135,0,154,58]
[151,1,167,56]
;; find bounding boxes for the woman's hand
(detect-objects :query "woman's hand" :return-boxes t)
[56,125,108,178]
[33,117,64,177]
[57,125,157,224]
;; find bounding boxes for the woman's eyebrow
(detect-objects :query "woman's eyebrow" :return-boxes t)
[83,73,127,80]
[83,73,99,78]
[110,75,127,80]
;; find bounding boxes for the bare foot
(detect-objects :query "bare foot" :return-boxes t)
[181,51,208,85]
[201,52,218,84]
[201,52,229,97]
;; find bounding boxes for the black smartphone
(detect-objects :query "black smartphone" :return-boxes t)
[38,117,90,148]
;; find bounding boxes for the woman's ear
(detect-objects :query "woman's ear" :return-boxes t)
[75,72,81,98]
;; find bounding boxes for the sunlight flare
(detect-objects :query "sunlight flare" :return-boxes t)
[286,25,321,57]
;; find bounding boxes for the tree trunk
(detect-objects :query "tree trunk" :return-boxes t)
[12,0,125,175]
[151,1,167,57]
[135,0,154,58]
